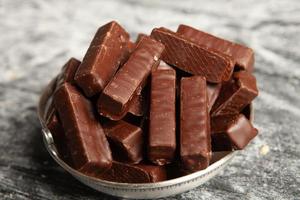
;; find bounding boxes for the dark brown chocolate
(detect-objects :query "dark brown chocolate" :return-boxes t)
[151,27,234,83]
[148,68,176,165]
[128,87,144,116]
[211,71,258,116]
[207,83,222,111]
[97,36,165,120]
[180,76,211,172]
[75,21,130,97]
[56,57,81,87]
[103,120,143,164]
[177,24,255,71]
[54,83,112,176]
[99,161,166,183]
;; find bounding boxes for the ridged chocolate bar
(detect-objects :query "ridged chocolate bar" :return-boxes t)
[54,83,112,176]
[97,36,165,120]
[103,120,143,164]
[211,71,258,116]
[148,67,176,165]
[177,24,255,71]
[151,27,234,83]
[75,21,130,97]
[180,76,211,172]
[99,162,167,183]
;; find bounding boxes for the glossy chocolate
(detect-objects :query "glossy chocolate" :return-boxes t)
[151,27,234,83]
[180,76,211,172]
[75,21,130,97]
[128,87,144,116]
[211,71,258,116]
[97,36,164,120]
[177,24,255,71]
[103,120,143,164]
[99,161,166,183]
[54,83,112,176]
[148,67,176,165]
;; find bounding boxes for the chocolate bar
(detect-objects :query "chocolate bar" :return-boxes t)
[211,114,258,150]
[103,120,143,164]
[148,67,176,165]
[177,24,255,71]
[180,76,211,172]
[75,21,130,97]
[97,36,164,120]
[128,87,144,116]
[99,161,167,183]
[151,27,234,83]
[211,71,258,116]
[207,83,222,111]
[136,33,147,43]
[54,83,112,175]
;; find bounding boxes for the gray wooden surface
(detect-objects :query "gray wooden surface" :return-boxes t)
[0,0,299,199]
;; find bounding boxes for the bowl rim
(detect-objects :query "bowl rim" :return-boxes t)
[37,80,252,189]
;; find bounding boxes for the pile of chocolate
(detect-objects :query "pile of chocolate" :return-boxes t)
[44,21,259,183]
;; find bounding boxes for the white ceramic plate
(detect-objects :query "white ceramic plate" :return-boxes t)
[37,80,251,199]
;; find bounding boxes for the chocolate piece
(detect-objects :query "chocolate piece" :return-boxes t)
[177,24,255,71]
[103,120,143,164]
[151,27,234,83]
[54,83,112,176]
[207,83,222,111]
[180,76,211,172]
[128,87,144,116]
[211,71,258,116]
[136,33,148,43]
[99,161,166,183]
[148,68,176,165]
[75,21,130,97]
[56,57,81,87]
[97,36,165,120]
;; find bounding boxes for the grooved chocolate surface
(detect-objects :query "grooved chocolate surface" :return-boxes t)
[103,120,143,164]
[148,68,176,165]
[75,21,130,97]
[54,83,112,175]
[98,162,166,183]
[180,76,211,172]
[177,24,255,71]
[211,71,258,116]
[151,27,234,83]
[97,36,165,120]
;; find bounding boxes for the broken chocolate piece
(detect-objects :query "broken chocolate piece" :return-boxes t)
[75,21,130,97]
[177,24,255,71]
[99,161,166,183]
[180,76,211,172]
[103,120,143,164]
[97,36,165,120]
[211,71,258,116]
[54,83,112,176]
[151,27,234,83]
[148,68,176,165]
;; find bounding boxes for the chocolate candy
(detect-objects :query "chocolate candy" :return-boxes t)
[99,161,167,183]
[180,76,211,172]
[211,71,258,116]
[177,24,255,71]
[128,87,144,116]
[103,120,143,164]
[97,36,164,120]
[151,27,234,83]
[211,114,258,150]
[56,57,81,87]
[75,21,130,97]
[207,83,222,111]
[54,83,112,175]
[148,67,176,165]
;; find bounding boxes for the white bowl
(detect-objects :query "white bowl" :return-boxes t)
[37,79,251,199]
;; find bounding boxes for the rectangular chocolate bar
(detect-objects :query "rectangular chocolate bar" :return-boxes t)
[211,71,258,116]
[151,27,234,83]
[148,68,176,165]
[103,120,143,164]
[75,21,130,97]
[207,83,222,111]
[177,24,255,71]
[99,161,167,183]
[54,83,112,175]
[180,76,211,172]
[128,87,144,117]
[97,36,165,120]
